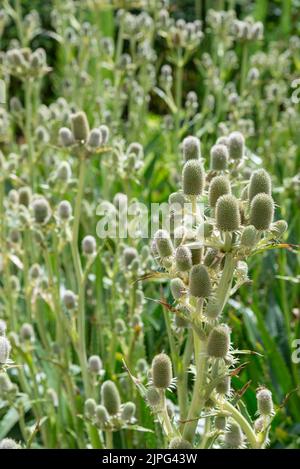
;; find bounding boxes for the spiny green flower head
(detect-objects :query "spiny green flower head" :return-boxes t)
[121,402,136,421]
[170,277,186,300]
[96,405,109,426]
[182,135,201,161]
[250,193,274,230]
[175,246,192,272]
[81,235,96,255]
[204,298,221,320]
[216,194,240,232]
[20,323,34,342]
[32,197,52,225]
[169,437,193,449]
[210,143,229,170]
[88,355,102,374]
[249,169,272,201]
[71,111,90,142]
[63,290,76,310]
[123,247,138,267]
[216,375,231,395]
[84,398,97,419]
[101,380,121,416]
[169,191,186,208]
[59,127,75,147]
[256,388,274,416]
[19,186,32,207]
[0,336,11,364]
[151,353,173,389]
[240,225,257,248]
[270,220,288,239]
[182,159,205,196]
[207,324,231,358]
[189,264,211,298]
[146,386,161,408]
[154,229,173,258]
[209,175,231,208]
[224,421,244,449]
[228,131,244,160]
[57,200,72,221]
[0,438,21,449]
[215,414,227,431]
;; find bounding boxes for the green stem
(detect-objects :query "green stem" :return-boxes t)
[213,396,259,449]
[183,332,207,443]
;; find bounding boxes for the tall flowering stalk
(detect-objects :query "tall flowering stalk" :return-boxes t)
[145,133,285,448]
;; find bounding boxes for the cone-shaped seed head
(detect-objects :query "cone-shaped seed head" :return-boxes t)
[228,131,244,160]
[59,127,74,147]
[182,159,205,196]
[88,355,102,374]
[210,144,229,170]
[101,380,121,415]
[170,277,186,300]
[84,398,97,418]
[207,325,230,358]
[0,438,21,449]
[216,194,240,232]
[182,136,201,161]
[154,230,173,258]
[146,386,161,407]
[256,388,274,416]
[224,422,244,448]
[169,191,186,208]
[82,235,96,255]
[169,437,193,449]
[32,197,51,225]
[96,405,109,425]
[216,375,231,395]
[19,186,31,207]
[209,176,231,208]
[204,299,221,320]
[121,402,136,421]
[0,336,11,364]
[123,247,138,267]
[175,246,192,272]
[20,323,34,341]
[215,414,227,430]
[58,200,72,221]
[240,225,257,247]
[250,193,274,230]
[270,220,288,238]
[189,264,211,298]
[249,169,271,201]
[151,353,173,389]
[71,111,90,142]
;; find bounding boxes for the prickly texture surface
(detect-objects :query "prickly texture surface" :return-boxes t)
[250,193,274,230]
[216,194,240,232]
[249,169,272,201]
[151,353,173,389]
[210,144,228,170]
[169,437,193,449]
[189,264,211,298]
[207,325,230,358]
[209,175,231,208]
[182,136,201,161]
[71,111,90,141]
[101,380,121,415]
[182,159,205,196]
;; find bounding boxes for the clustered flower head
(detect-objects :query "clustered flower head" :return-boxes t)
[84,380,136,431]
[147,133,285,447]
